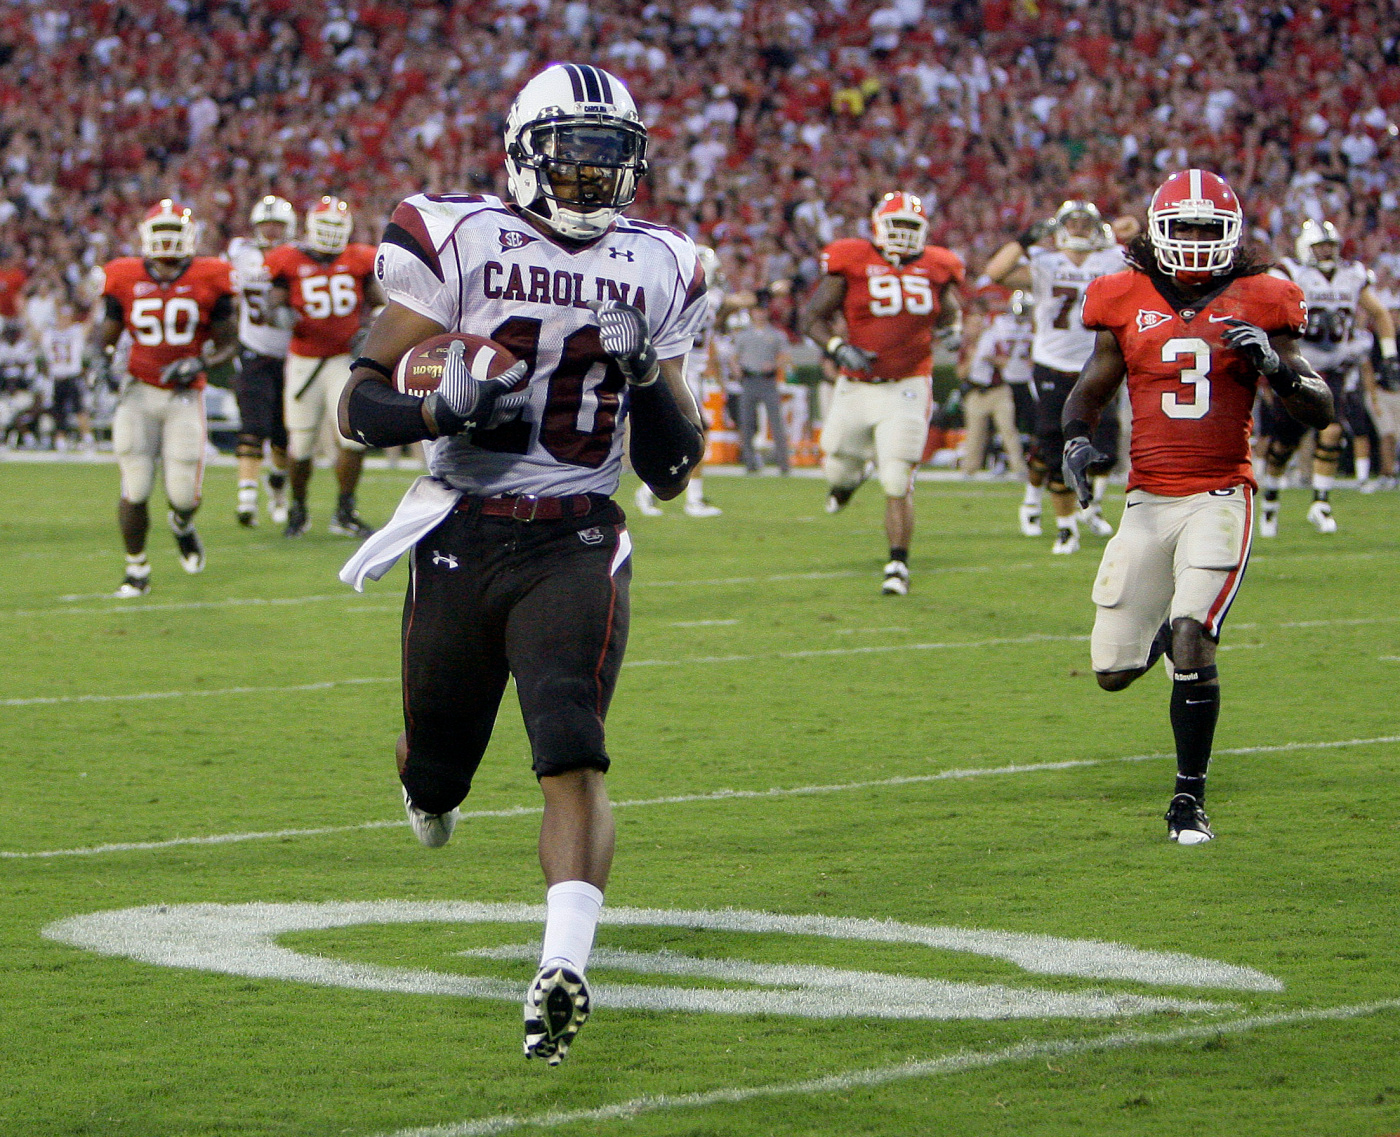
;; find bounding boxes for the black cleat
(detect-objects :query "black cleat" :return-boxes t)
[825,485,856,514]
[523,966,591,1066]
[284,502,310,538]
[1165,793,1214,844]
[328,507,375,539]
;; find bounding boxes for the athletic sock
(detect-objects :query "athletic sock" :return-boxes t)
[337,492,355,514]
[1355,456,1371,481]
[888,546,908,564]
[1022,483,1042,507]
[1171,665,1220,801]
[237,480,258,510]
[124,552,150,578]
[539,880,605,975]
[686,477,705,505]
[266,470,287,492]
[1312,483,1332,501]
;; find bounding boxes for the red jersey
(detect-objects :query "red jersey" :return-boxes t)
[820,238,965,380]
[264,242,376,358]
[0,266,26,319]
[101,257,235,388]
[1082,269,1308,496]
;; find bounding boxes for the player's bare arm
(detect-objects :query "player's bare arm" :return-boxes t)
[1271,335,1333,429]
[205,309,239,368]
[982,240,1032,289]
[801,274,874,371]
[935,279,962,344]
[1359,285,1400,392]
[1062,329,1127,430]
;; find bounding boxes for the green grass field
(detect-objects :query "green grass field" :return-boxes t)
[2,459,1398,1137]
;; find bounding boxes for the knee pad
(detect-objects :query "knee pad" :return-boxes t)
[1314,440,1343,459]
[823,454,866,490]
[876,459,915,498]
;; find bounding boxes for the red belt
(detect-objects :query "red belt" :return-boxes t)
[456,493,595,521]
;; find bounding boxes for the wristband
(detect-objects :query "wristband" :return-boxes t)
[1062,418,1091,441]
[1380,336,1397,359]
[351,356,393,381]
[1267,360,1302,398]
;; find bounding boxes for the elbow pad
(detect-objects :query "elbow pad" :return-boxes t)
[628,379,704,492]
[343,376,435,448]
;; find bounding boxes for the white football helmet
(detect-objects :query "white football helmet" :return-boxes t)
[139,199,198,259]
[1053,200,1111,253]
[504,64,648,241]
[1296,219,1340,271]
[306,196,352,255]
[870,192,928,261]
[250,195,297,247]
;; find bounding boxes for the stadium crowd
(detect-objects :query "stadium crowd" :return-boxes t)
[1,0,1399,328]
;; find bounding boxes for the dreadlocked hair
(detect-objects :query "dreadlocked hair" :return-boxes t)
[1126,233,1274,281]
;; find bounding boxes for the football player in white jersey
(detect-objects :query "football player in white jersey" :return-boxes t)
[337,64,706,1066]
[984,201,1127,551]
[227,195,295,526]
[634,243,725,517]
[1259,220,1398,534]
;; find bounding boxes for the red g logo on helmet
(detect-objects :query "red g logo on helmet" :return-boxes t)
[871,192,928,261]
[139,199,198,260]
[1147,170,1242,279]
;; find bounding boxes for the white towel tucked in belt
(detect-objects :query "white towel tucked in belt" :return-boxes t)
[339,475,462,591]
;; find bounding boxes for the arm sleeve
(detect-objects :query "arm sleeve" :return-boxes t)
[627,375,704,493]
[343,377,435,448]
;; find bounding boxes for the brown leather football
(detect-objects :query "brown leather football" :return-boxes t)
[392,333,519,396]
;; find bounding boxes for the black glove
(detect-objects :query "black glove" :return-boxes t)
[590,299,658,386]
[936,324,963,354]
[422,338,530,437]
[1221,318,1280,375]
[1018,218,1054,249]
[160,356,206,389]
[1379,356,1400,393]
[88,351,119,392]
[826,337,878,372]
[1062,435,1104,510]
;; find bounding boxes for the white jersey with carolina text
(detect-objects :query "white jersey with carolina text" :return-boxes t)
[1027,244,1127,372]
[686,286,724,383]
[228,237,292,358]
[967,312,1032,387]
[40,324,88,380]
[377,193,708,497]
[1276,257,1371,372]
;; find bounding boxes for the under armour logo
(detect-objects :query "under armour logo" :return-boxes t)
[430,550,458,569]
[608,247,635,261]
[669,458,690,475]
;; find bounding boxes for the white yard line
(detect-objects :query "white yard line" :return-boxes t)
[380,998,1400,1137]
[1,677,396,708]
[4,734,1396,861]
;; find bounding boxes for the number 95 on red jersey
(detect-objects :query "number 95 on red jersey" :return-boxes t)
[1083,269,1307,497]
[821,238,965,381]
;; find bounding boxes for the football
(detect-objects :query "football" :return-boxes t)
[393,333,520,396]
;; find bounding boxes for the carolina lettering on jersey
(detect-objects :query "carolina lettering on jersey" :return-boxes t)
[263,242,377,358]
[820,237,965,380]
[1027,245,1127,372]
[100,257,234,388]
[1276,257,1370,372]
[1083,269,1307,496]
[227,237,291,358]
[375,193,708,498]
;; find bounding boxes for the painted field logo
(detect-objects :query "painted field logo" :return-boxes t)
[42,902,1281,1019]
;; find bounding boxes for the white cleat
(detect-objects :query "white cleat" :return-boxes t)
[1017,503,1042,537]
[683,499,722,518]
[524,965,591,1066]
[881,560,909,595]
[1051,528,1080,555]
[1306,500,1337,533]
[633,485,664,517]
[1258,509,1279,538]
[1080,506,1114,537]
[402,785,458,848]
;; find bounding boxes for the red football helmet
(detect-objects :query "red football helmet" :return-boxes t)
[306,196,352,255]
[871,191,928,261]
[139,199,197,259]
[1147,170,1242,279]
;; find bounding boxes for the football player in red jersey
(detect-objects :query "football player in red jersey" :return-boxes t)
[264,196,384,538]
[91,200,237,597]
[1061,170,1332,843]
[800,192,964,595]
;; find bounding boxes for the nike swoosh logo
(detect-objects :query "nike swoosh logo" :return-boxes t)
[1207,315,1234,323]
[1125,501,1140,507]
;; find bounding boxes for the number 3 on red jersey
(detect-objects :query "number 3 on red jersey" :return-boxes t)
[1160,337,1211,420]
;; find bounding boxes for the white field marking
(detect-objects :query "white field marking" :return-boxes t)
[834,626,910,635]
[40,902,1275,1024]
[624,633,1090,668]
[668,619,740,627]
[381,998,1400,1137]
[0,677,396,708]
[7,734,1399,861]
[1381,656,1400,662]
[2,594,360,618]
